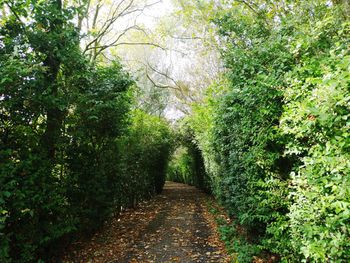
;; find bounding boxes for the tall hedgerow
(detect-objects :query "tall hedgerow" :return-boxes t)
[0,1,174,262]
[187,0,350,261]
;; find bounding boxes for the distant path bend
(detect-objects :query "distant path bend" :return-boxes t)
[63,182,230,263]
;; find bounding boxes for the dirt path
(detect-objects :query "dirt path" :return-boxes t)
[63,182,230,263]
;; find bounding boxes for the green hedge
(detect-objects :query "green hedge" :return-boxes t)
[0,2,174,262]
[187,1,350,262]
[118,110,174,201]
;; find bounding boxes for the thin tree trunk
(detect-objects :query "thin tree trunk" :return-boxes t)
[40,0,64,161]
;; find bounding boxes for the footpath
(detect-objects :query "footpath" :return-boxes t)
[63,182,230,263]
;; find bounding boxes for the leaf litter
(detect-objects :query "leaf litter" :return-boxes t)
[63,182,231,262]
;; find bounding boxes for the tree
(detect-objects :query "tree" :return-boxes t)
[72,0,164,63]
[114,0,223,117]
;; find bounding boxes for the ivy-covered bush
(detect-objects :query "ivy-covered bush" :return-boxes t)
[0,2,89,261]
[65,62,133,232]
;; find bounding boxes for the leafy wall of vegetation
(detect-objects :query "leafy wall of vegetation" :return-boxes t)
[187,1,350,262]
[0,2,173,262]
[119,110,174,200]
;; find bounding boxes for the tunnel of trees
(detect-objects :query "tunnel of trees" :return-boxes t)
[166,124,209,192]
[1,0,350,262]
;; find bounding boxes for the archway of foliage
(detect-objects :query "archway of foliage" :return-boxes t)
[0,1,174,262]
[166,124,210,193]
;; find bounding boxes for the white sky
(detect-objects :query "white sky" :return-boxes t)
[139,0,174,27]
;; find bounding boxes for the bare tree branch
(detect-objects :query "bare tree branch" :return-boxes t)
[145,62,197,103]
[146,62,180,88]
[84,0,134,54]
[146,72,174,90]
[83,0,162,60]
[93,41,166,51]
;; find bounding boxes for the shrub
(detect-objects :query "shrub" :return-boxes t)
[186,1,350,261]
[0,2,174,261]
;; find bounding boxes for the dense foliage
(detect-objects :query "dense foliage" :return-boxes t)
[166,123,209,192]
[118,110,174,201]
[1,0,349,262]
[167,146,195,185]
[186,0,350,262]
[0,1,173,262]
